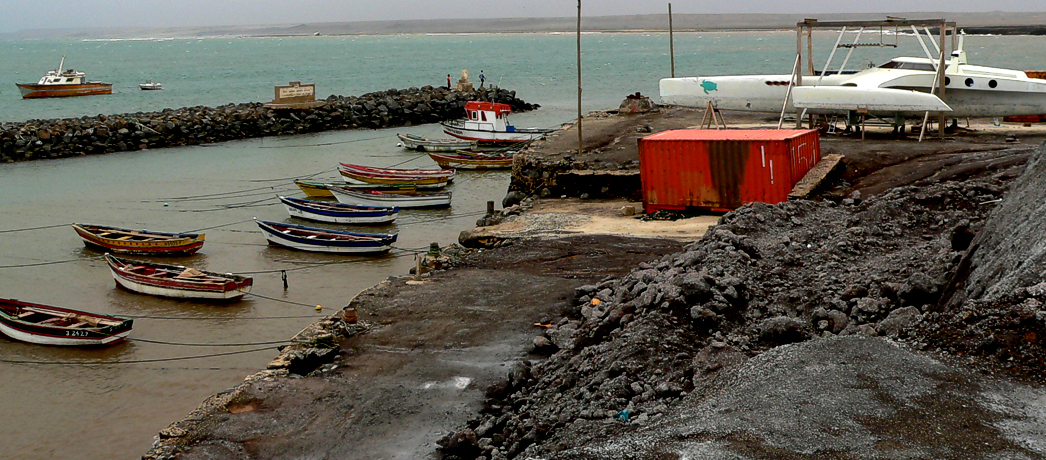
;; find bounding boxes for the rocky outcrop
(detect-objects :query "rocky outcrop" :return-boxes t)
[0,86,536,163]
[942,141,1046,308]
[438,173,1037,459]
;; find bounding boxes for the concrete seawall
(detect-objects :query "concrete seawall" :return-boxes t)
[0,86,536,163]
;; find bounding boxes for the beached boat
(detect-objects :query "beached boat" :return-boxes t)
[338,166,452,189]
[72,223,205,256]
[427,151,514,170]
[139,80,163,90]
[0,298,132,346]
[441,101,553,143]
[15,57,113,99]
[330,186,452,209]
[396,133,477,152]
[256,220,397,254]
[104,254,253,301]
[279,195,398,224]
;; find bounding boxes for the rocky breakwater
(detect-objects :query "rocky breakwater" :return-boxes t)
[0,86,537,163]
[438,160,1046,458]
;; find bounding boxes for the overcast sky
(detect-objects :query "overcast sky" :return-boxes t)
[1,0,1043,34]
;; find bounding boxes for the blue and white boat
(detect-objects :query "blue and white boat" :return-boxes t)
[279,196,398,225]
[256,219,397,254]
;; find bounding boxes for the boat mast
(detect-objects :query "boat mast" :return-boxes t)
[58,56,65,74]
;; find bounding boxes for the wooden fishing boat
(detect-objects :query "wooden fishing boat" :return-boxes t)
[104,254,253,301]
[256,220,397,254]
[280,195,398,224]
[295,180,421,198]
[16,57,112,99]
[330,186,452,209]
[428,151,514,170]
[441,101,553,143]
[338,166,451,189]
[0,298,132,346]
[396,133,477,152]
[72,223,205,255]
[339,162,456,179]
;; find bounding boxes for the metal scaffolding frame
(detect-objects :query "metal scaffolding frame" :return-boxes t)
[791,18,958,137]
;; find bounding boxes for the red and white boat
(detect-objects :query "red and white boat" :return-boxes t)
[339,163,456,179]
[104,254,253,301]
[0,298,132,346]
[16,57,112,99]
[441,101,553,143]
[427,151,514,170]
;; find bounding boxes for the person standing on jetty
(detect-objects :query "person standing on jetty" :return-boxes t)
[479,70,485,88]
[446,74,452,89]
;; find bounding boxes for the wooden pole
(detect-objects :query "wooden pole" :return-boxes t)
[795,25,804,128]
[669,3,675,78]
[938,21,947,137]
[577,0,583,155]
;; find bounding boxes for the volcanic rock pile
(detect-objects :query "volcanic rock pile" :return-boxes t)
[438,153,1046,459]
[0,86,536,162]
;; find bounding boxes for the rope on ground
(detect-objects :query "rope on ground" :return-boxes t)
[0,345,275,365]
[247,167,338,183]
[153,186,292,203]
[242,291,323,308]
[0,223,70,234]
[130,337,291,347]
[187,218,256,233]
[0,255,102,270]
[257,134,389,149]
[121,313,321,320]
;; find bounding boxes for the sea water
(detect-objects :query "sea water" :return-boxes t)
[1,31,1045,460]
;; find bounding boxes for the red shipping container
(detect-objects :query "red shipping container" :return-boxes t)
[638,129,821,213]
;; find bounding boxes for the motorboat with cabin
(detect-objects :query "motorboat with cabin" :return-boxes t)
[16,56,113,99]
[441,101,553,143]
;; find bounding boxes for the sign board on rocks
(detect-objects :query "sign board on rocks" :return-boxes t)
[264,81,326,109]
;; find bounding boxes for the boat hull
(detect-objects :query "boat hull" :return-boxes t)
[105,254,253,301]
[397,133,476,152]
[256,220,396,254]
[16,82,113,99]
[280,196,398,224]
[73,223,205,255]
[441,121,548,143]
[0,299,132,346]
[331,187,452,208]
[427,152,513,170]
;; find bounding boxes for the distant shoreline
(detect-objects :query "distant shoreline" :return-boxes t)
[5,12,1046,40]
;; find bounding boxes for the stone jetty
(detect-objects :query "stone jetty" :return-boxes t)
[0,86,537,163]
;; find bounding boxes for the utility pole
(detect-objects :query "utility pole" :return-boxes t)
[669,3,675,77]
[577,0,583,155]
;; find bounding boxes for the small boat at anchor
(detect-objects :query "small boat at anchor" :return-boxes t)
[294,180,419,198]
[15,57,113,99]
[280,195,398,224]
[0,298,132,346]
[330,186,452,209]
[104,254,253,301]
[396,133,477,152]
[139,80,163,90]
[256,219,397,254]
[441,101,553,143]
[428,151,514,170]
[72,223,205,256]
[338,166,452,189]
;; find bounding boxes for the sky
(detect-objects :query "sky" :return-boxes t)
[1,0,1043,34]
